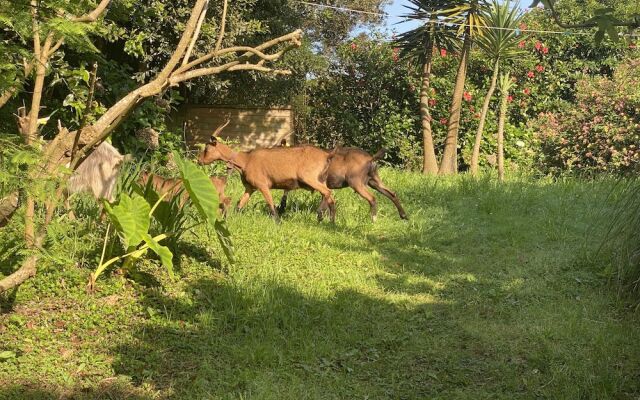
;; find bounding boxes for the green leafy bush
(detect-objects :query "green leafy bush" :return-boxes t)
[90,153,234,290]
[533,59,640,175]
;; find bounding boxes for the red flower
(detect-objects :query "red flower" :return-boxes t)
[440,48,447,57]
[518,40,526,48]
[428,98,437,107]
[535,64,544,72]
[542,47,549,54]
[350,43,357,50]
[519,23,528,31]
[523,88,531,95]
[463,91,472,102]
[535,41,542,51]
[393,54,399,62]
[507,95,513,102]
[474,113,480,119]
[439,118,448,125]
[392,47,399,54]
[527,71,535,79]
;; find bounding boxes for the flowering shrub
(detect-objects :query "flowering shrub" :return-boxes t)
[534,59,640,175]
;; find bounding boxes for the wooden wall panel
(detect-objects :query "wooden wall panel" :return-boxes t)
[177,105,294,150]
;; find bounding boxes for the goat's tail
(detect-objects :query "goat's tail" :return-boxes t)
[319,147,338,182]
[372,148,385,161]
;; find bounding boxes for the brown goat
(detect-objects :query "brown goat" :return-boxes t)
[279,147,408,221]
[198,137,337,222]
[139,171,231,216]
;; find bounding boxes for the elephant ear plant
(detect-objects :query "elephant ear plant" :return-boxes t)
[88,152,234,291]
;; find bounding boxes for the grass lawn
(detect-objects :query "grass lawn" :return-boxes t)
[1,170,639,399]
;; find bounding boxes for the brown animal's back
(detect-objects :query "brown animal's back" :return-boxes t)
[244,146,332,190]
[326,147,373,189]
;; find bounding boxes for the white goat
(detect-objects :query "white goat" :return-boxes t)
[67,142,128,202]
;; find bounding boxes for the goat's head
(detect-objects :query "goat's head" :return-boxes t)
[198,136,225,165]
[198,118,231,165]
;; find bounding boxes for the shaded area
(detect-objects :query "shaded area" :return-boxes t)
[1,173,639,399]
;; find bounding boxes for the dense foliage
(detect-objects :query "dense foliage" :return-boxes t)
[535,58,640,175]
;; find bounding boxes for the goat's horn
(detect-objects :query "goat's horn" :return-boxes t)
[212,118,231,138]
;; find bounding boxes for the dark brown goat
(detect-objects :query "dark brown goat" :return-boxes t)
[279,146,408,221]
[139,171,231,215]
[197,137,337,222]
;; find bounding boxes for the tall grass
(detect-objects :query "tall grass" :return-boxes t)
[600,179,640,305]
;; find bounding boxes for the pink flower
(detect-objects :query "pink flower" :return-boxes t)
[350,43,357,50]
[393,54,399,62]
[523,88,531,95]
[527,71,535,79]
[463,91,472,102]
[440,48,447,57]
[519,23,528,31]
[629,43,637,49]
[518,40,526,48]
[507,95,513,102]
[439,118,448,125]
[542,47,549,54]
[535,41,542,51]
[536,64,544,72]
[428,98,437,107]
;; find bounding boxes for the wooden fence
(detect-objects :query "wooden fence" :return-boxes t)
[174,105,294,150]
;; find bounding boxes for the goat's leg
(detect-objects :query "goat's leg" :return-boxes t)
[352,184,378,222]
[277,190,289,214]
[305,181,335,223]
[368,175,408,220]
[257,187,279,221]
[236,189,254,212]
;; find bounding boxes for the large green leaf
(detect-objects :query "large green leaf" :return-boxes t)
[214,219,235,264]
[142,233,174,279]
[173,151,234,263]
[104,193,150,249]
[173,151,219,224]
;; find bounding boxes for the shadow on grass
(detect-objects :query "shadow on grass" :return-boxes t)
[111,278,461,398]
[0,380,154,400]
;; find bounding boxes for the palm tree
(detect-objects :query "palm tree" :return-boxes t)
[469,0,523,176]
[438,0,488,175]
[496,72,514,182]
[394,0,457,175]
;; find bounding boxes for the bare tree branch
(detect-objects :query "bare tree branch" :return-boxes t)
[215,0,228,52]
[182,0,210,67]
[175,28,302,75]
[71,0,112,22]
[45,38,65,58]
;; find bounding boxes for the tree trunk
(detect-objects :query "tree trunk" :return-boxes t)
[0,193,19,228]
[439,33,471,175]
[420,36,438,175]
[497,89,508,182]
[470,58,499,176]
[0,254,39,293]
[0,86,20,109]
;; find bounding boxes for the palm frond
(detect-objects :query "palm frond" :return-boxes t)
[476,0,525,61]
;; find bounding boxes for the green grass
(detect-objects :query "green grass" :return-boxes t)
[1,170,639,399]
